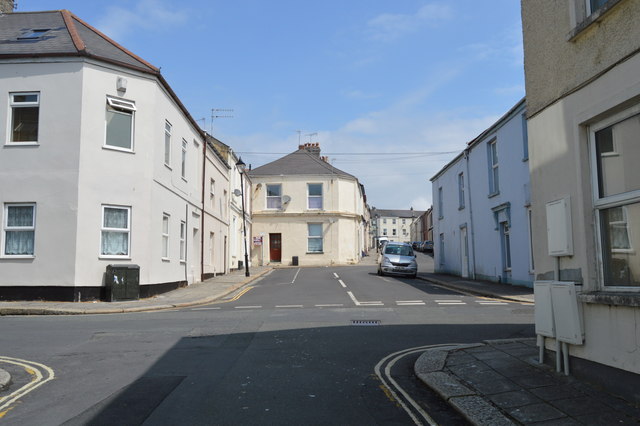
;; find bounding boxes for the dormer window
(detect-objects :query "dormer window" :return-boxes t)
[17,29,50,40]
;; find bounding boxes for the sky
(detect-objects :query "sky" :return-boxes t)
[20,0,525,211]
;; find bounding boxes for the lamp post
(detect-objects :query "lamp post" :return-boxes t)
[236,157,250,277]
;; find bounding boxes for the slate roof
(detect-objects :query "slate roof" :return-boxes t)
[372,209,424,219]
[0,10,158,73]
[248,148,357,179]
[0,10,204,138]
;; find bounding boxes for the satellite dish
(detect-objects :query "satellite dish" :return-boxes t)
[233,189,242,197]
[282,195,291,203]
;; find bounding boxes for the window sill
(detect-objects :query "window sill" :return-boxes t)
[164,164,172,170]
[4,142,39,147]
[162,258,170,262]
[0,255,35,259]
[306,252,324,254]
[567,0,623,41]
[458,206,465,211]
[181,177,188,183]
[99,256,131,260]
[579,291,640,307]
[103,145,135,154]
[488,191,500,199]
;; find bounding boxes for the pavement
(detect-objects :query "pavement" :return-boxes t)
[1,254,638,424]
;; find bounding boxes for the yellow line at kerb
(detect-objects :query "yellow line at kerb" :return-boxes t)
[0,356,55,418]
[211,286,254,305]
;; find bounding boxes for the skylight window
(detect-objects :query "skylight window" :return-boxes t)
[17,29,51,40]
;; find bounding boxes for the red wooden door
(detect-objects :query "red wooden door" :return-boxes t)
[269,233,282,262]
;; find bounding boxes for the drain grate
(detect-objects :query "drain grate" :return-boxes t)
[351,319,381,326]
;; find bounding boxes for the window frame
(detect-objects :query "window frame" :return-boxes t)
[438,187,444,219]
[458,172,465,209]
[162,213,170,260]
[589,104,640,290]
[100,205,131,259]
[307,183,323,210]
[210,179,216,209]
[179,220,186,262]
[307,223,324,253]
[104,96,136,152]
[522,113,529,161]
[181,138,188,180]
[501,222,512,272]
[164,120,172,167]
[266,184,283,210]
[2,203,36,257]
[8,92,40,145]
[488,139,500,196]
[586,0,609,15]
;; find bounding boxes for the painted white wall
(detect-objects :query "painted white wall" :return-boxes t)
[0,58,211,292]
[432,101,533,287]
[74,61,204,287]
[0,61,83,286]
[203,147,230,277]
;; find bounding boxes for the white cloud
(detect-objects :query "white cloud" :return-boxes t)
[342,89,380,100]
[366,3,452,42]
[96,0,188,42]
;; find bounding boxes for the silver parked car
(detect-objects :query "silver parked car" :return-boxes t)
[377,242,418,278]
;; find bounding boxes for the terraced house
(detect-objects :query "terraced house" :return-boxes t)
[248,143,369,266]
[0,9,245,300]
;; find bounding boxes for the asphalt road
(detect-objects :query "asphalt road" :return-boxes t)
[0,263,534,425]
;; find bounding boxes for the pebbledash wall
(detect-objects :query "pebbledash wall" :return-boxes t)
[522,0,640,375]
[0,58,204,300]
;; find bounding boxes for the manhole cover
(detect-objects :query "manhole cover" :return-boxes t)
[351,319,381,326]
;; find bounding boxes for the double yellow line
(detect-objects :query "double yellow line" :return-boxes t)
[0,356,55,418]
[216,286,254,304]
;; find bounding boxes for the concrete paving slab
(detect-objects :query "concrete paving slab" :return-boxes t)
[508,402,566,423]
[488,389,543,409]
[549,396,613,417]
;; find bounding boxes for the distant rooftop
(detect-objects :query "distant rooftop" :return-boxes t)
[249,143,357,179]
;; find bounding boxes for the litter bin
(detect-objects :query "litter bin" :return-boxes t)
[105,264,140,301]
[292,256,299,266]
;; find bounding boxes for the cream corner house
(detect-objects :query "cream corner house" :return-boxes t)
[521,0,640,390]
[0,10,228,300]
[248,143,368,266]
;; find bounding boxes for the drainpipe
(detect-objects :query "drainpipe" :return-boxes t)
[200,139,206,282]
[184,204,189,284]
[464,148,477,279]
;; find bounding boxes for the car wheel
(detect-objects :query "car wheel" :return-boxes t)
[408,273,417,279]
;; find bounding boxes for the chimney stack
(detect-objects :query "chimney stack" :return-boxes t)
[0,0,15,13]
[299,142,321,156]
